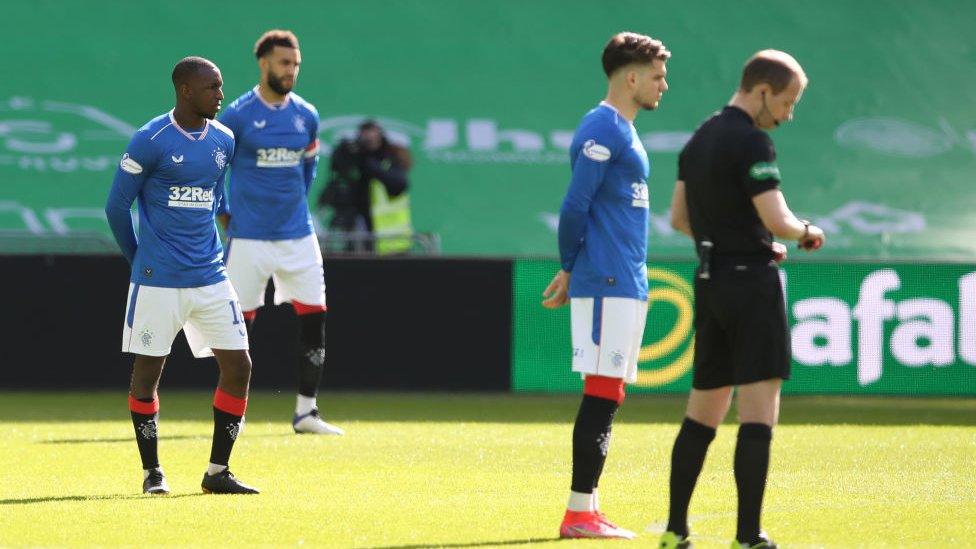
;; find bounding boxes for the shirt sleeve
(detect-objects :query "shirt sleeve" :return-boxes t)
[558,129,618,272]
[303,121,320,195]
[740,131,781,196]
[105,131,156,264]
[216,169,230,216]
[216,109,238,216]
[677,144,688,182]
[215,136,234,216]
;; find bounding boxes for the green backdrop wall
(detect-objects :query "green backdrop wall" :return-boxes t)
[513,260,976,395]
[2,1,975,258]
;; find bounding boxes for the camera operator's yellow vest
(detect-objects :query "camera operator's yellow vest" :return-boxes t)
[369,180,413,255]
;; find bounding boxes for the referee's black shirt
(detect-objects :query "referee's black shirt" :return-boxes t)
[678,106,782,259]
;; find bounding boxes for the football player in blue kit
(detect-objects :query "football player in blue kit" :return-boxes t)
[542,32,670,539]
[217,30,342,436]
[106,57,258,495]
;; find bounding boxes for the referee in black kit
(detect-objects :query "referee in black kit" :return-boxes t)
[658,50,825,549]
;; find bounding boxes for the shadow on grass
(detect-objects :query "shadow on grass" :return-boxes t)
[0,493,204,505]
[360,538,562,549]
[1,392,974,426]
[38,433,296,445]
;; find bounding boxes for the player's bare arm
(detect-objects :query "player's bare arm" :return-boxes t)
[669,180,692,237]
[752,188,825,251]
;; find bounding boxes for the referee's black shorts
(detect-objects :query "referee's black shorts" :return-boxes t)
[692,260,790,390]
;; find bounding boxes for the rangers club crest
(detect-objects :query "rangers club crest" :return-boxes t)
[226,421,242,440]
[213,148,227,170]
[140,328,154,348]
[139,419,158,439]
[293,115,306,134]
[305,347,326,367]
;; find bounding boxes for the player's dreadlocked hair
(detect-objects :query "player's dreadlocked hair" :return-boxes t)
[602,32,670,77]
[171,56,217,88]
[254,29,300,59]
[739,50,808,94]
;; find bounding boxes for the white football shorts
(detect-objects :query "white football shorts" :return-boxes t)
[224,234,326,312]
[570,297,649,383]
[121,279,249,358]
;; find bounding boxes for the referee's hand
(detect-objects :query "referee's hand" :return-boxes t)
[771,241,788,263]
[798,224,825,251]
[542,270,570,309]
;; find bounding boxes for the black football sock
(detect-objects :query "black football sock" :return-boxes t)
[734,423,773,544]
[209,389,247,467]
[128,395,160,470]
[570,395,619,494]
[297,311,326,398]
[666,417,717,537]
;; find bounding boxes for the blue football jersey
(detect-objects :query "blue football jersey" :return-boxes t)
[218,87,320,240]
[558,102,651,300]
[105,110,235,288]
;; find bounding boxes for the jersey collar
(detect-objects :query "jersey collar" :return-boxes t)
[598,100,620,115]
[598,101,634,127]
[253,85,291,110]
[168,110,210,142]
[724,105,755,124]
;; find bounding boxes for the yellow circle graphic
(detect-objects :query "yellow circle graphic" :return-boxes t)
[635,268,695,387]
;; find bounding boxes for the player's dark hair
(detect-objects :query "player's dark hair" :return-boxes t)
[254,29,300,59]
[740,54,803,94]
[171,56,216,88]
[601,32,670,77]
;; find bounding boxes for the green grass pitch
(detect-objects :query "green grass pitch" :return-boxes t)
[0,392,973,548]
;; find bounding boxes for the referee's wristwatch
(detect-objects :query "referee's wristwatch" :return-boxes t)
[800,219,811,240]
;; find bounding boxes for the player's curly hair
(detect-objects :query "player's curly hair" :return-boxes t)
[254,29,300,59]
[739,50,808,94]
[602,32,670,77]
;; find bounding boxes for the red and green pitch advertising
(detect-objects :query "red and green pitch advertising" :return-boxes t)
[513,260,976,395]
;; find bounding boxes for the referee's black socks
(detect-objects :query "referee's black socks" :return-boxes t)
[734,422,773,545]
[667,416,717,537]
[570,394,619,494]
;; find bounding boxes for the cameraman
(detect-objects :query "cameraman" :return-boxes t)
[318,120,412,253]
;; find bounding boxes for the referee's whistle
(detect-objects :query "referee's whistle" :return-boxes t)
[698,240,714,280]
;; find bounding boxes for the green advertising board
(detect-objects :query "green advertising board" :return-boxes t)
[2,1,975,258]
[513,259,976,395]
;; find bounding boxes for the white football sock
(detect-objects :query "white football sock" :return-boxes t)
[567,491,593,512]
[206,463,227,476]
[592,488,600,511]
[143,467,162,480]
[296,395,317,416]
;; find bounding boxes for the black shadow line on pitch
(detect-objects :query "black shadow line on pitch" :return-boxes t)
[38,433,295,445]
[358,538,563,549]
[0,493,205,505]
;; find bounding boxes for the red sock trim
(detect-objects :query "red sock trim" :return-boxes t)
[292,300,327,315]
[213,388,247,416]
[583,375,626,404]
[128,394,159,415]
[243,309,257,322]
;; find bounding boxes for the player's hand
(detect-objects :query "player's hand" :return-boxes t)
[771,241,787,263]
[217,213,230,231]
[798,224,825,251]
[542,270,570,309]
